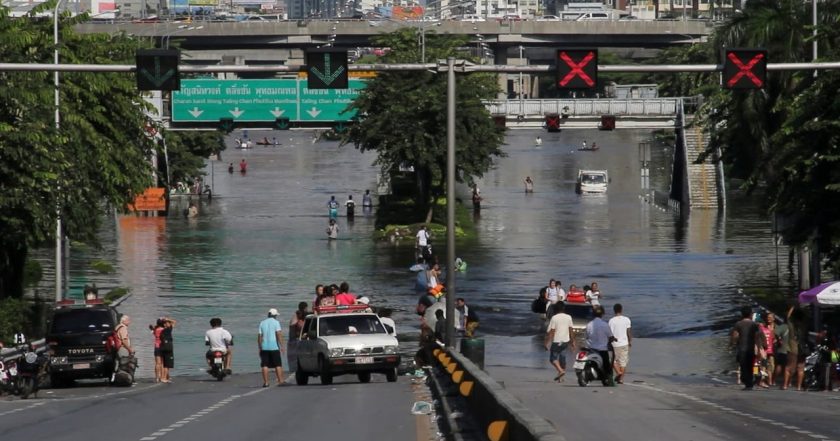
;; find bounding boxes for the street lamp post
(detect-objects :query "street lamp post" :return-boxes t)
[54,0,64,303]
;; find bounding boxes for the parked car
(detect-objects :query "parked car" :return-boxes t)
[46,301,120,387]
[455,14,485,22]
[536,15,560,21]
[499,14,522,21]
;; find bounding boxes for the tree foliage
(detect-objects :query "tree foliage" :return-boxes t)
[0,2,155,298]
[646,0,840,267]
[343,29,505,216]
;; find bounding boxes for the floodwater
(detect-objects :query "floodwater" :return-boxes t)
[46,129,793,377]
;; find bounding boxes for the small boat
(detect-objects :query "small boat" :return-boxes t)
[576,170,608,194]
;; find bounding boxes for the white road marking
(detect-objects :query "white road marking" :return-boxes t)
[0,402,45,417]
[137,387,269,441]
[627,382,836,441]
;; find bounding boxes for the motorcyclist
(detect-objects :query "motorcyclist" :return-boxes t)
[205,318,233,373]
[585,305,615,385]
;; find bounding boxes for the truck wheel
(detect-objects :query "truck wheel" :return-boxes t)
[319,358,333,385]
[358,372,371,383]
[385,368,398,383]
[295,362,309,386]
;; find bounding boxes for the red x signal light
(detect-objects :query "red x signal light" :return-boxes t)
[723,49,767,90]
[556,49,598,90]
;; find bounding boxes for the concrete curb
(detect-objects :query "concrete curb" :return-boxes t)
[433,348,566,441]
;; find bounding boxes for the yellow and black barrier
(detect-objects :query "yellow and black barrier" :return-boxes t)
[431,346,566,441]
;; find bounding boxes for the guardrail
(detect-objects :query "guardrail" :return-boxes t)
[485,98,680,117]
[0,339,47,363]
[431,347,565,441]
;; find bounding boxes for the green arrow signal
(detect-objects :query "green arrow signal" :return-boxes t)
[310,54,346,86]
[139,57,175,88]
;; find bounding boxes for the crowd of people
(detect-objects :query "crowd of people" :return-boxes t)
[325,192,374,239]
[731,304,813,391]
[543,301,632,386]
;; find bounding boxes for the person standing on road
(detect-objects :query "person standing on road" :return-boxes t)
[784,307,807,390]
[758,312,776,388]
[116,315,134,358]
[545,302,576,383]
[150,318,165,383]
[159,317,176,383]
[731,305,765,390]
[585,305,614,385]
[258,309,285,387]
[609,304,632,384]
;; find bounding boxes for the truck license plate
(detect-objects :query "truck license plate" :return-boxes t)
[73,363,90,369]
[355,356,374,364]
[573,361,586,370]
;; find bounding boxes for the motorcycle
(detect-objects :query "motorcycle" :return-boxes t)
[804,342,832,391]
[0,359,18,396]
[208,350,227,381]
[574,347,612,387]
[15,346,49,399]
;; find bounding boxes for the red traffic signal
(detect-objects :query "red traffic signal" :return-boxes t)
[723,49,767,90]
[556,49,598,90]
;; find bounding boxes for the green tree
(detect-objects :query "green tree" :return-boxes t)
[161,131,225,187]
[0,3,156,298]
[344,29,505,219]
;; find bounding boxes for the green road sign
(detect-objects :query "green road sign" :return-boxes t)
[136,49,180,91]
[171,78,364,122]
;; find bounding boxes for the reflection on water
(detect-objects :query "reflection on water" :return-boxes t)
[51,129,793,377]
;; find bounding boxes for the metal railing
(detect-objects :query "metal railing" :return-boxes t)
[485,98,681,117]
[0,339,47,363]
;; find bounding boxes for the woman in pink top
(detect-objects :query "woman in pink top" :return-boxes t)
[150,318,165,383]
[759,312,776,387]
[335,282,357,305]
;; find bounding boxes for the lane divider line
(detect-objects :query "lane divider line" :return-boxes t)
[627,382,836,441]
[0,401,45,417]
[137,388,269,441]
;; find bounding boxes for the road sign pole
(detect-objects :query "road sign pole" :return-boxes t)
[446,57,456,349]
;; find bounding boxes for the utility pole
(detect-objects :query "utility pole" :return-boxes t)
[445,57,457,348]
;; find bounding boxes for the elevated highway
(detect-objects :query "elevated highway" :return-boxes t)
[78,19,711,52]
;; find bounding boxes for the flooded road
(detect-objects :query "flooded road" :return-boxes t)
[52,129,792,377]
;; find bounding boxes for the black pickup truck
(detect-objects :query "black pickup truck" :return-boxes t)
[46,302,120,386]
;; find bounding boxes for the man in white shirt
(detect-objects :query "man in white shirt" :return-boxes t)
[416,225,431,261]
[544,302,576,382]
[205,318,234,372]
[585,306,613,385]
[609,303,632,384]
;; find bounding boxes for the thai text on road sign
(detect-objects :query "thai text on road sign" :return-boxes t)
[171,78,366,122]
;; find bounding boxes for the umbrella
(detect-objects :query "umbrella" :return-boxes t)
[798,281,840,305]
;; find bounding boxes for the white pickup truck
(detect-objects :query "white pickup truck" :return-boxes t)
[294,305,400,385]
[576,170,609,194]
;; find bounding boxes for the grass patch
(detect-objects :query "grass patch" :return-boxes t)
[90,260,116,274]
[104,287,129,305]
